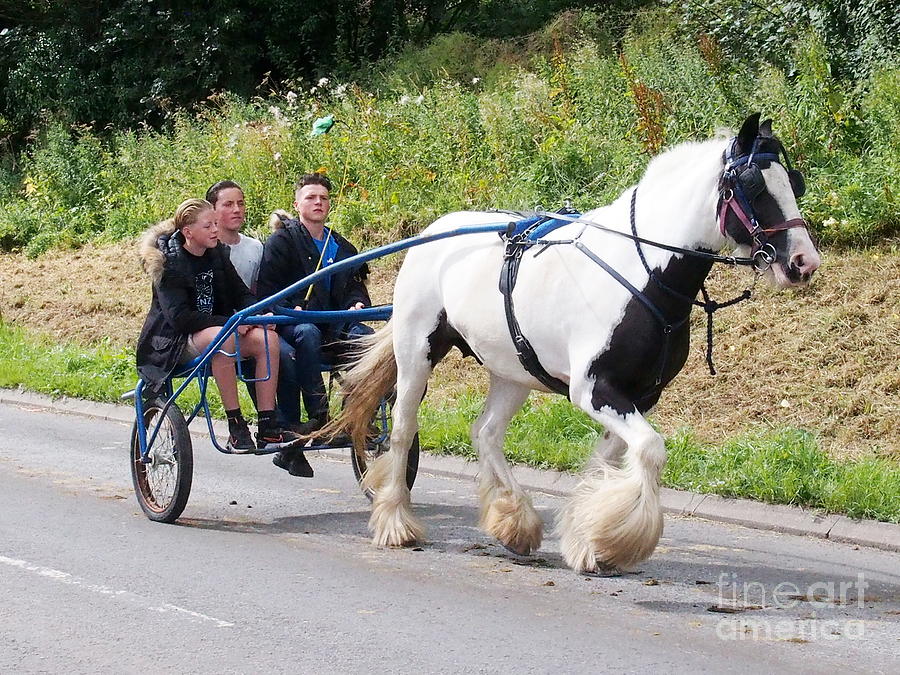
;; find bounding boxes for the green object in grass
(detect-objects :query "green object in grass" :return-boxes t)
[311,114,335,137]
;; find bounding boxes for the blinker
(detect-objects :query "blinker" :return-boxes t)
[737,163,805,201]
[788,169,806,198]
[737,164,765,199]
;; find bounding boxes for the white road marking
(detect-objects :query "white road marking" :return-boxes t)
[0,554,234,628]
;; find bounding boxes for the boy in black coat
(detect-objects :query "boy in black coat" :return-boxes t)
[257,174,372,476]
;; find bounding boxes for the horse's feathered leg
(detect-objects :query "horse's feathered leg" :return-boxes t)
[475,375,543,555]
[585,430,627,471]
[366,319,434,548]
[557,383,665,572]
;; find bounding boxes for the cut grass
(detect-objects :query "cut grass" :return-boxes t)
[1,320,897,523]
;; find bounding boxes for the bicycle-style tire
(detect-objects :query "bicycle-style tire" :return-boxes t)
[130,398,193,522]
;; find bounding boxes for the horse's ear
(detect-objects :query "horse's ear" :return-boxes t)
[736,113,761,152]
[759,118,773,137]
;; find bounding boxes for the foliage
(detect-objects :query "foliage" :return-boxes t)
[675,0,900,82]
[0,1,623,141]
[0,5,898,254]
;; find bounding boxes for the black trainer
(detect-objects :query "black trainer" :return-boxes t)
[226,419,255,454]
[272,450,314,478]
[256,426,304,452]
[295,415,329,436]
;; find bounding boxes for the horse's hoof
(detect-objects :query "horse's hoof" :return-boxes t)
[580,564,622,578]
[500,541,533,557]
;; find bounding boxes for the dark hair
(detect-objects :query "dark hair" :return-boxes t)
[205,180,243,207]
[294,172,332,192]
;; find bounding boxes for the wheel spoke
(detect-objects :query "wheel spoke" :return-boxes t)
[144,412,178,509]
[131,400,192,523]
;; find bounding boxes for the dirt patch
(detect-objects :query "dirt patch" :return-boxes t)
[0,240,897,459]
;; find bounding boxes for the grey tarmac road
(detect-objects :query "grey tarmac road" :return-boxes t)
[0,401,897,674]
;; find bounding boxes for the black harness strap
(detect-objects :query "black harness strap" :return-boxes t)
[499,218,571,398]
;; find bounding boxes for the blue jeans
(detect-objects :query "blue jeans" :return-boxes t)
[277,322,374,425]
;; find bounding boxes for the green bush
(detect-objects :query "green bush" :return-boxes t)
[1,7,898,254]
[676,0,900,82]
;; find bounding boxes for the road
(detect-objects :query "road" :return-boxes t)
[0,401,897,674]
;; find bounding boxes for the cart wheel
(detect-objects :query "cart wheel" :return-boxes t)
[351,395,419,501]
[130,398,193,522]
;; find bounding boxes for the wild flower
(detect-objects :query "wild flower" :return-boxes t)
[286,91,298,105]
[414,95,424,105]
[268,105,290,127]
[273,152,282,162]
[399,95,411,105]
[472,77,481,84]
[318,77,330,87]
[334,83,348,99]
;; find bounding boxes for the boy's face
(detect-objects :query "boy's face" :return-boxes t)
[213,187,246,233]
[294,184,331,225]
[183,209,218,250]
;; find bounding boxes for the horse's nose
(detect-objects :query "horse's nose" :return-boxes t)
[790,249,821,281]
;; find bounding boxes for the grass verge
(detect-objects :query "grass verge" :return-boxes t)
[0,321,227,418]
[1,321,897,523]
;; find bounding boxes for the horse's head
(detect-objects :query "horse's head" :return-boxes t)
[718,113,821,287]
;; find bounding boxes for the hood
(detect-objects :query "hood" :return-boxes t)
[268,209,293,231]
[138,219,180,284]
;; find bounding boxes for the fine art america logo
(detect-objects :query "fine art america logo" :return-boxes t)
[714,572,869,641]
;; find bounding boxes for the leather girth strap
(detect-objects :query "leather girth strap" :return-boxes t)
[499,218,570,399]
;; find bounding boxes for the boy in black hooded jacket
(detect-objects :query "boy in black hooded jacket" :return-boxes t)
[136,198,301,453]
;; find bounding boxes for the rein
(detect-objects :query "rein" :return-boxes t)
[627,187,752,378]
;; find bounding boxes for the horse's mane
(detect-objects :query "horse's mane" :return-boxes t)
[640,134,729,189]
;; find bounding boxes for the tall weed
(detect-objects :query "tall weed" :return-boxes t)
[1,7,898,254]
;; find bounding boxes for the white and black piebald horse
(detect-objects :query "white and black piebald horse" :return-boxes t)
[335,114,821,572]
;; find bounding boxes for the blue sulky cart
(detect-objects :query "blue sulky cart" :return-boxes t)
[125,223,511,522]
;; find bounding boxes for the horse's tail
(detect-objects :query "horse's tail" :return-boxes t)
[323,320,398,451]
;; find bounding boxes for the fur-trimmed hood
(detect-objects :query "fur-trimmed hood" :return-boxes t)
[137,219,181,284]
[268,209,292,231]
